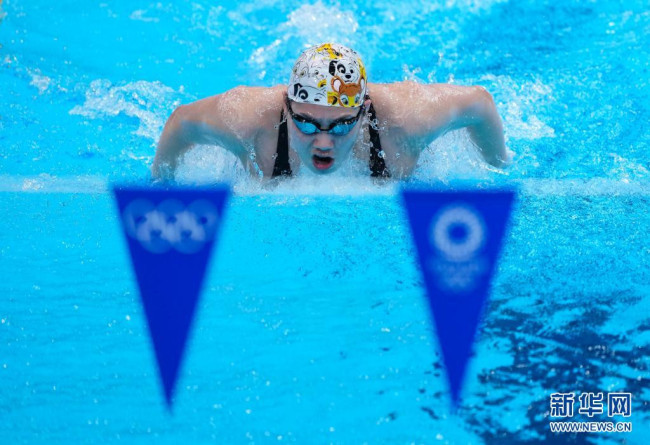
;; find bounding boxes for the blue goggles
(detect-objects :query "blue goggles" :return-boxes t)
[285,97,365,136]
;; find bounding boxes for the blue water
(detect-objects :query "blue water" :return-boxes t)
[1,0,649,443]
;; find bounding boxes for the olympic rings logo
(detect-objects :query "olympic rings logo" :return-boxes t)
[430,203,486,262]
[122,199,220,254]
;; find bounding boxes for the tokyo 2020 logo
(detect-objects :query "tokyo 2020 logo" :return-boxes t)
[429,203,487,292]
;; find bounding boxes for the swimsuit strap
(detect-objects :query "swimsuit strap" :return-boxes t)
[367,103,390,178]
[272,109,292,178]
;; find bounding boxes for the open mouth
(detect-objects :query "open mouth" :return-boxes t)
[312,154,334,170]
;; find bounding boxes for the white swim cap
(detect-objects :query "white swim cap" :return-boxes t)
[287,43,368,108]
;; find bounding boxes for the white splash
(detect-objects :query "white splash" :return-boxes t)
[478,74,556,140]
[28,69,52,94]
[412,130,503,182]
[2,173,648,197]
[440,0,510,14]
[191,4,226,37]
[175,145,248,186]
[285,1,358,40]
[70,79,181,141]
[0,174,109,193]
[247,1,360,78]
[129,10,160,23]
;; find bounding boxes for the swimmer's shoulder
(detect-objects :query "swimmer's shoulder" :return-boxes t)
[366,81,424,130]
[224,84,284,115]
[218,84,284,125]
[223,85,285,134]
[252,84,286,123]
[224,85,285,175]
[367,81,471,135]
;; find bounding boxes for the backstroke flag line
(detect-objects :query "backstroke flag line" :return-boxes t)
[113,186,230,408]
[401,189,515,409]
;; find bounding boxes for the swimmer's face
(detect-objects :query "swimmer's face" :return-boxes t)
[285,98,369,174]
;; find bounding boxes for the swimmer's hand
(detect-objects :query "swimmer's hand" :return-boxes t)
[462,87,510,169]
[487,147,515,169]
[149,164,178,185]
[150,162,174,182]
[152,106,191,181]
[503,147,516,167]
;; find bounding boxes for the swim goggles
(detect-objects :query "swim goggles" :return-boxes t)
[285,96,364,136]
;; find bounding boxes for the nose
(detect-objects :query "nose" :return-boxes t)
[312,132,335,151]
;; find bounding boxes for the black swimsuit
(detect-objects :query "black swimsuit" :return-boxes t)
[272,102,390,178]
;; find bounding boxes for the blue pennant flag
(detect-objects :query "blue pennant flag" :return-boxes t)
[401,189,515,409]
[113,186,230,408]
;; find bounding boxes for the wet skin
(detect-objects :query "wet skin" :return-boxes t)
[285,99,371,174]
[152,82,511,181]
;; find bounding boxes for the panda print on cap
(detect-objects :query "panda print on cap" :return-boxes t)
[288,43,368,108]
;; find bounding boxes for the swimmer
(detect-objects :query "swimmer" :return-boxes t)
[152,43,512,181]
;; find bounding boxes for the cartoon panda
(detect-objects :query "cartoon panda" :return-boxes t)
[328,58,362,84]
[290,82,327,104]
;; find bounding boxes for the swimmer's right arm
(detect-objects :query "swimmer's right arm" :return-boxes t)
[151,105,193,180]
[151,88,256,180]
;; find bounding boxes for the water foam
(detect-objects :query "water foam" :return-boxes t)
[476,74,556,141]
[2,55,66,95]
[129,9,160,23]
[69,79,182,141]
[0,174,109,194]
[191,4,226,37]
[27,69,52,94]
[247,1,360,81]
[175,145,248,187]
[1,174,647,197]
[412,130,504,183]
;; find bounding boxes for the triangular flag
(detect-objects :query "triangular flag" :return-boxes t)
[113,186,230,408]
[401,189,515,409]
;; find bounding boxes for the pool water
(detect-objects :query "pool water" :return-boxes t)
[1,0,649,443]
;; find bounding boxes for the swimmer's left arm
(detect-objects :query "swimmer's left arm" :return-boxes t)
[408,83,512,168]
